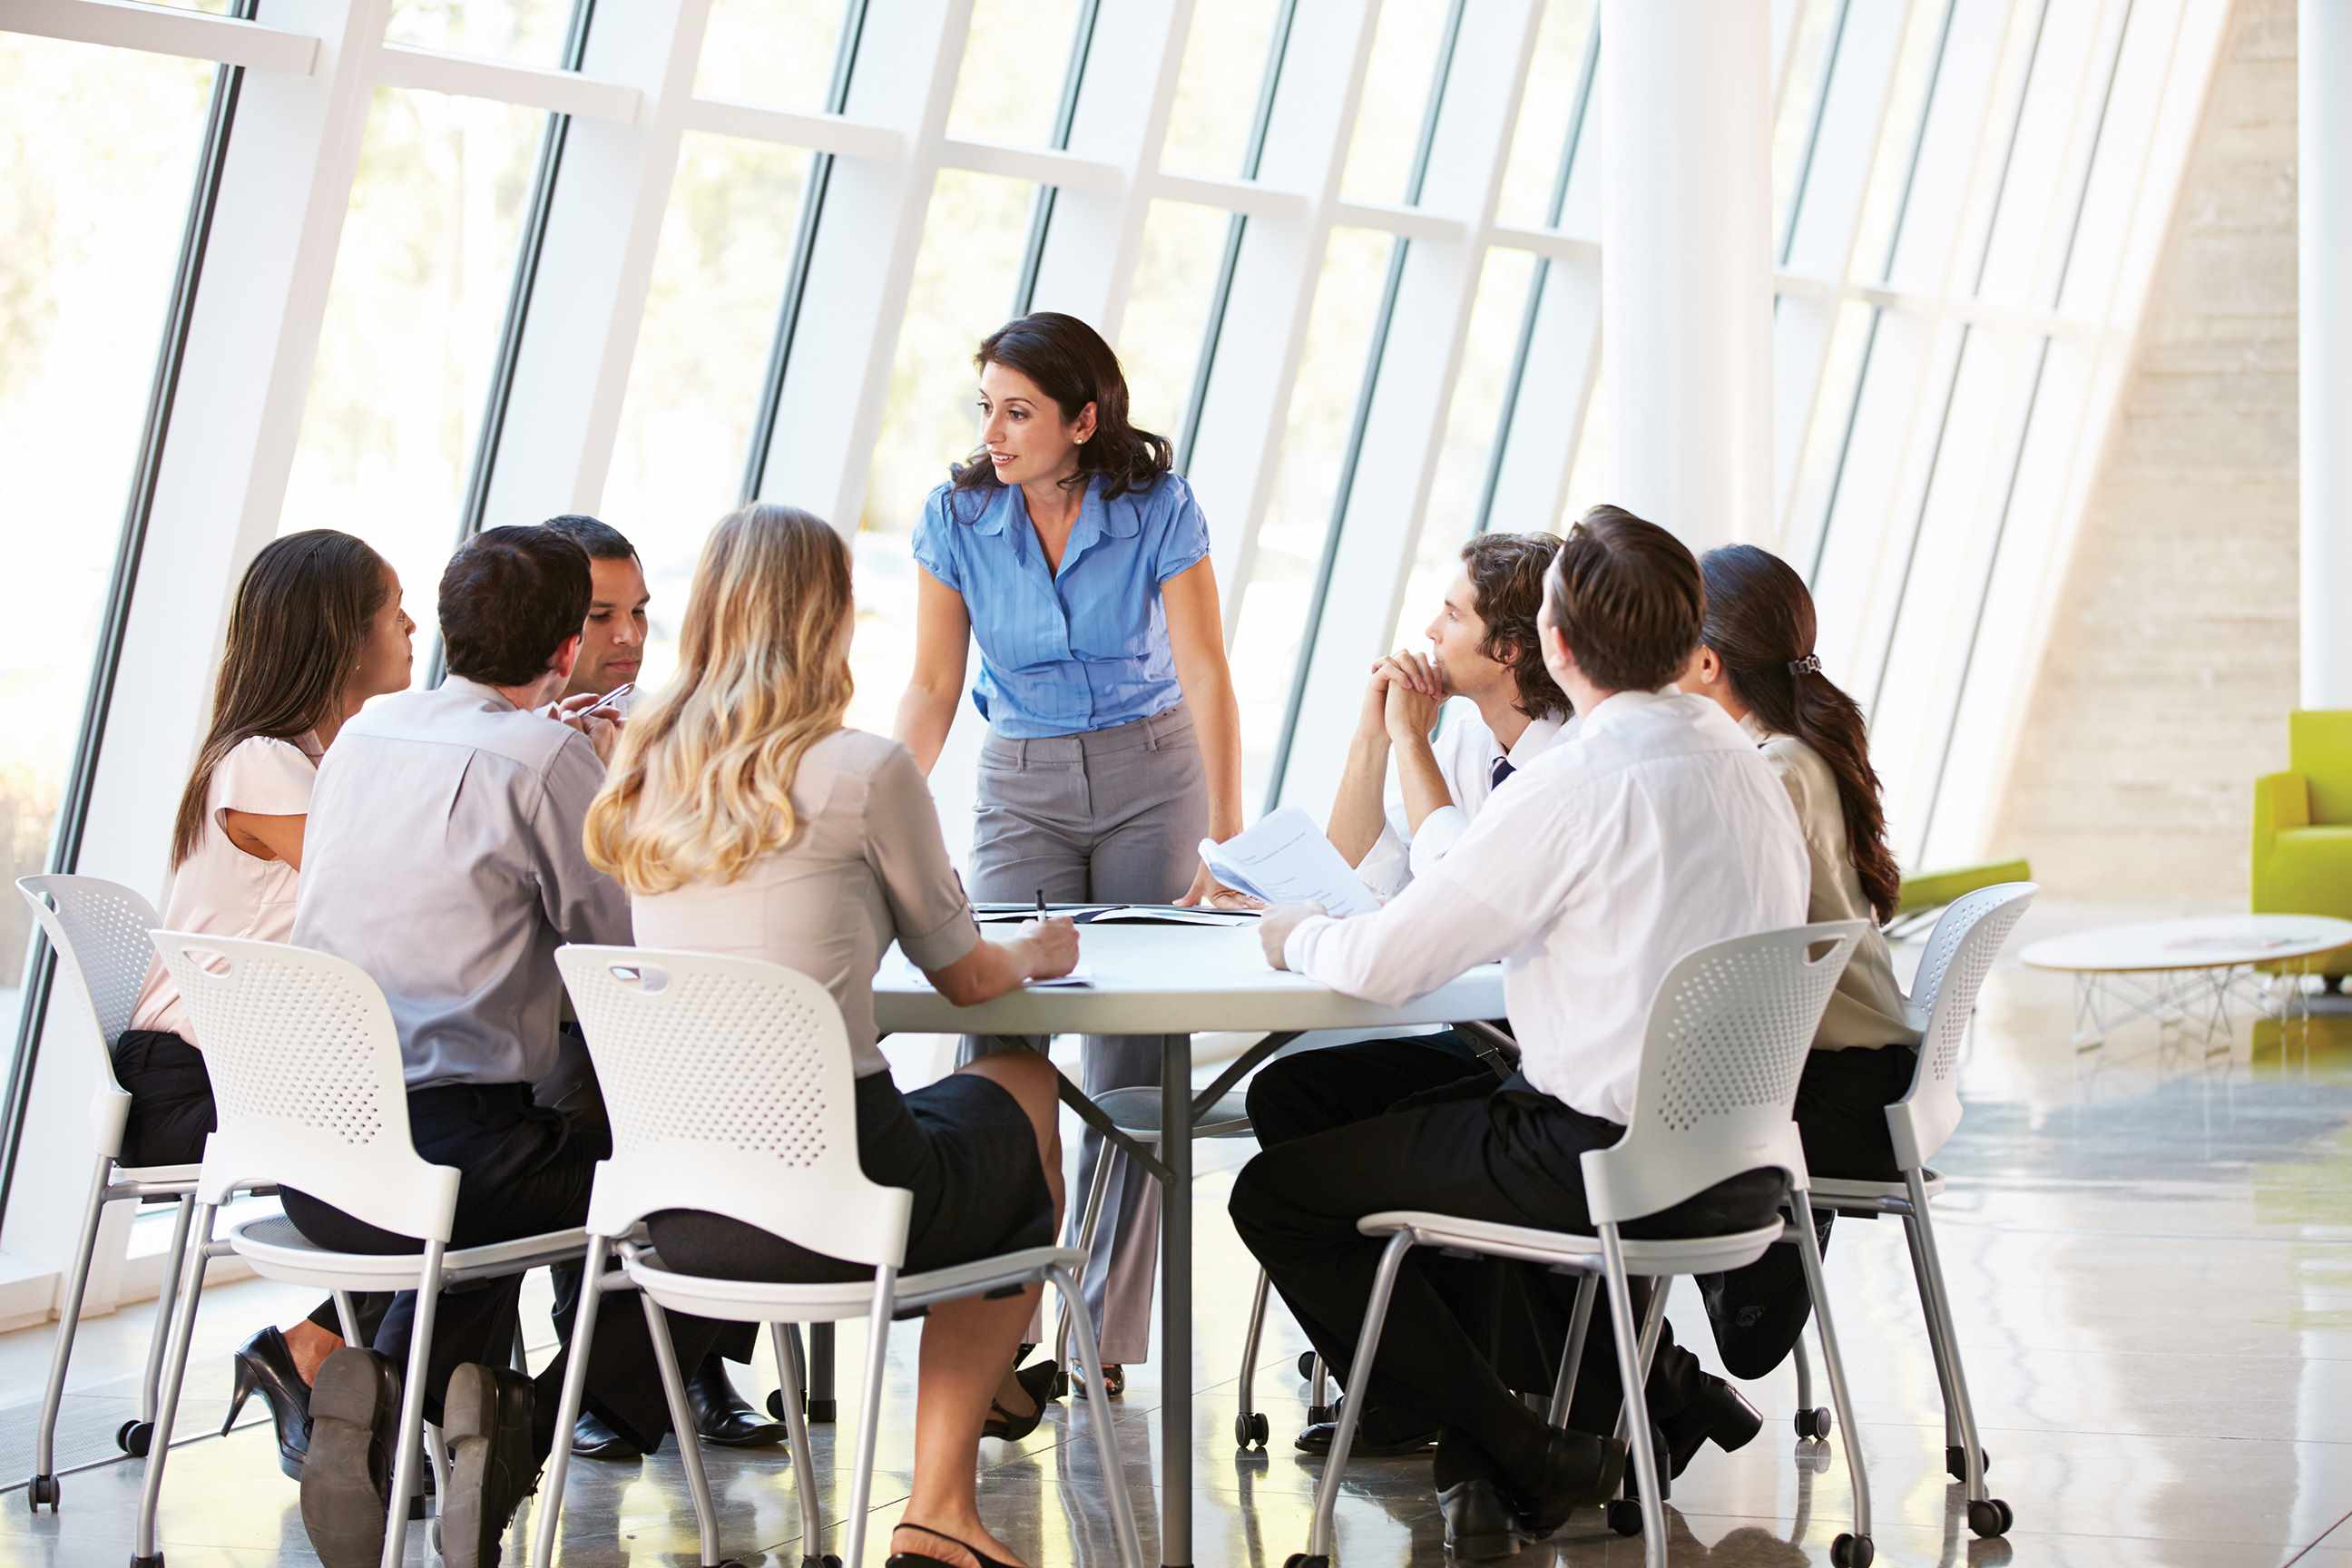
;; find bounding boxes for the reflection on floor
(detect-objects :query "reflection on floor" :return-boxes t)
[5,903,2352,1565]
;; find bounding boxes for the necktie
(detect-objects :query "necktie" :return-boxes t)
[1490,755,1515,791]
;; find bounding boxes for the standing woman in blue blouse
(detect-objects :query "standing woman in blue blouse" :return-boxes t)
[896,312,1246,1394]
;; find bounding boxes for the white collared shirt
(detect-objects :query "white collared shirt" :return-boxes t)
[1356,702,1571,899]
[1285,689,1811,1122]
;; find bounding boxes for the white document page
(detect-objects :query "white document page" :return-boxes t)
[1200,807,1381,917]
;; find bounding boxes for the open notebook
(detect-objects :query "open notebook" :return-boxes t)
[970,903,1259,928]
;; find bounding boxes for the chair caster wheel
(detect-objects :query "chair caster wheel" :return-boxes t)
[1296,1351,1317,1383]
[1607,1499,1644,1536]
[1235,1410,1269,1449]
[1946,1442,1991,1480]
[115,1419,153,1456]
[1282,1556,1330,1568]
[1831,1532,1875,1566]
[26,1474,59,1511]
[1967,1498,2014,1538]
[1794,1406,1832,1441]
[800,1555,843,1567]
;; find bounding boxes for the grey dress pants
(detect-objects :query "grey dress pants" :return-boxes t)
[961,703,1209,1366]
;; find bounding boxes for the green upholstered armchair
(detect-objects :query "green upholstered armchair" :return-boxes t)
[1887,859,2034,941]
[2252,710,2352,981]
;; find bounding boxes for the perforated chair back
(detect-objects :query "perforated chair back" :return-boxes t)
[1581,921,1867,1228]
[554,946,914,1268]
[152,932,458,1235]
[17,875,163,1156]
[1889,882,2036,1171]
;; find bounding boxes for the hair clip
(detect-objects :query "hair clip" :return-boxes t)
[1788,653,1822,677]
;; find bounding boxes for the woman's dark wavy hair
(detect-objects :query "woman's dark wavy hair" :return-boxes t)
[1698,544,1902,924]
[950,312,1171,503]
[171,531,388,868]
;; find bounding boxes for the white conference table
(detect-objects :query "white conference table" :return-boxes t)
[864,921,1507,1568]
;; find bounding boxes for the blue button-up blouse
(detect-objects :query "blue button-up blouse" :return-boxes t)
[911,469,1212,738]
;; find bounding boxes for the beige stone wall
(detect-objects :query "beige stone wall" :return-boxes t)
[1987,0,2298,906]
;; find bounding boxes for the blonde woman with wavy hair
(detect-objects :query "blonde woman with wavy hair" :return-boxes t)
[589,504,1078,1568]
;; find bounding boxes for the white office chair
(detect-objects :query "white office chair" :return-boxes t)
[132,933,586,1568]
[543,946,1146,1568]
[15,874,194,1509]
[1292,921,1877,1568]
[1785,881,2037,1543]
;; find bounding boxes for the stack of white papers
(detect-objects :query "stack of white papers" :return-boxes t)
[1199,808,1380,917]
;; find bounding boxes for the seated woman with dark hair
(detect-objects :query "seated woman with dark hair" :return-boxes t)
[587,503,1082,1568]
[115,529,415,1475]
[1677,542,1924,1375]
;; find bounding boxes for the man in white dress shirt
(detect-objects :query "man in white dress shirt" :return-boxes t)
[1231,508,1810,1558]
[1255,531,1570,1455]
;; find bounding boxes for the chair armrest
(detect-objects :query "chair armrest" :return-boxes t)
[2253,770,2310,858]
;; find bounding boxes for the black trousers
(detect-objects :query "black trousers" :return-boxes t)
[1233,1049,1783,1467]
[1700,1044,1914,1378]
[112,1028,388,1344]
[280,1081,723,1463]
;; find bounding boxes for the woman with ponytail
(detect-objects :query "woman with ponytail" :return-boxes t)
[1678,544,1922,1379]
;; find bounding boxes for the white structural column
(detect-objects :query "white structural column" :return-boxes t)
[1600,0,1775,550]
[2303,0,2352,708]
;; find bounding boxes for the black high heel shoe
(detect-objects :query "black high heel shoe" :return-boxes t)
[980,1358,1059,1443]
[886,1521,1018,1568]
[226,1326,312,1480]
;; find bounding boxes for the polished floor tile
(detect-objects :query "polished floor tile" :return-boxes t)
[5,900,2349,1564]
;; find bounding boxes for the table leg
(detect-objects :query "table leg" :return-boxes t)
[1160,1032,1193,1568]
[806,1321,836,1423]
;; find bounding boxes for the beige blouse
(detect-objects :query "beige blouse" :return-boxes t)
[627,728,982,1077]
[1740,714,1921,1052]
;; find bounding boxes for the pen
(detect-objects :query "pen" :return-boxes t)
[1035,887,1049,922]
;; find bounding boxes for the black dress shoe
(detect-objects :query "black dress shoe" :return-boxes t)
[442,1362,537,1568]
[570,1406,641,1462]
[1294,1398,1442,1456]
[687,1353,788,1448]
[1504,1426,1627,1541]
[227,1326,313,1480]
[300,1348,400,1568]
[1659,1374,1763,1478]
[1438,1476,1522,1560]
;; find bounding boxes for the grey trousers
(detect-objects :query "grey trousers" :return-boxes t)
[961,703,1209,1366]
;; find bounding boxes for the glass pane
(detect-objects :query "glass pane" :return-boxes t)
[1227,227,1393,807]
[1559,362,1612,525]
[1974,0,2103,309]
[1338,3,1453,204]
[1809,311,1955,693]
[1850,0,1954,283]
[1119,200,1228,447]
[1771,0,1842,250]
[279,88,544,681]
[2057,0,2181,321]
[1869,328,2042,856]
[1492,0,1597,231]
[601,134,818,693]
[1158,0,1284,180]
[851,169,1034,840]
[1779,299,1875,571]
[946,0,1083,146]
[0,34,217,1005]
[1888,0,2015,295]
[1387,248,1540,652]
[387,0,573,61]
[695,0,852,112]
